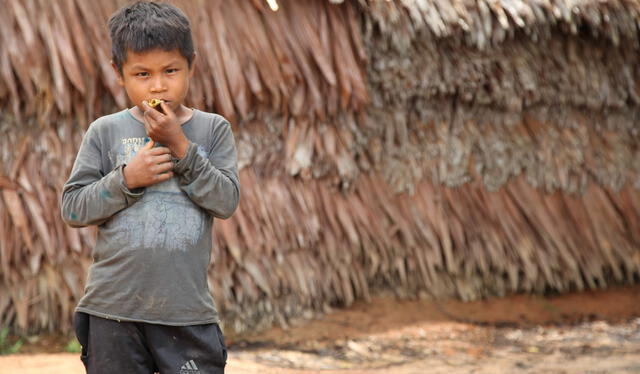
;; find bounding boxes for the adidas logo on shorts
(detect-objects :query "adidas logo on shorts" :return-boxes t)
[179,360,200,374]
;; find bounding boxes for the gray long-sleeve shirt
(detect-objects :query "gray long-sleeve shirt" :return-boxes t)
[61,109,239,325]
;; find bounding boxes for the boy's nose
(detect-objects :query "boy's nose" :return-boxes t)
[150,77,167,92]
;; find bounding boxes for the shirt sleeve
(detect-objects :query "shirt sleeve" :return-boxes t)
[61,125,144,228]
[172,120,240,219]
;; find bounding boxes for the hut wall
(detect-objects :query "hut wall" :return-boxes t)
[0,0,639,334]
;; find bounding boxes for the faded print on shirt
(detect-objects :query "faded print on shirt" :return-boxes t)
[106,137,210,252]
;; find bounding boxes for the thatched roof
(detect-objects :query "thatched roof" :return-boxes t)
[364,0,640,47]
[0,0,639,334]
[0,0,369,126]
[363,0,640,194]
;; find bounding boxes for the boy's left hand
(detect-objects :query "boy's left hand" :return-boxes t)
[142,101,189,159]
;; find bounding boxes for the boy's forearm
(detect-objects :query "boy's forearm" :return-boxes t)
[62,165,144,227]
[173,142,240,219]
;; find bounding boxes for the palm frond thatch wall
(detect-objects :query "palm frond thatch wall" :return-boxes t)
[0,0,639,334]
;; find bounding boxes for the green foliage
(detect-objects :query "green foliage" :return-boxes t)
[0,328,22,355]
[65,337,82,353]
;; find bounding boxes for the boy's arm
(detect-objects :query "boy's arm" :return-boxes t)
[61,126,145,228]
[173,121,240,219]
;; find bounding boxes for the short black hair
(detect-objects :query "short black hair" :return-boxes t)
[108,1,194,73]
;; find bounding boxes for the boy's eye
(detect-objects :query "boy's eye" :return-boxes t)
[135,72,149,77]
[166,68,178,74]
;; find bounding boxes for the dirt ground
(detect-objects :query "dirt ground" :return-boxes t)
[1,285,639,374]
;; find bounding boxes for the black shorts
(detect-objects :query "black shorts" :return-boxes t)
[74,312,227,374]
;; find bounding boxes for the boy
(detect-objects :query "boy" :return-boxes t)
[61,2,239,373]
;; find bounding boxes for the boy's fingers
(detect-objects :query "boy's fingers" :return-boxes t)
[155,171,174,182]
[156,154,172,163]
[143,102,163,121]
[149,146,172,155]
[156,161,174,173]
[159,101,173,116]
[143,139,155,149]
[141,101,153,114]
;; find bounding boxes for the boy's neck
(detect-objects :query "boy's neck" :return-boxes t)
[129,104,194,125]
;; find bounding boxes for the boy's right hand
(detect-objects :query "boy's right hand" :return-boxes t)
[123,139,174,189]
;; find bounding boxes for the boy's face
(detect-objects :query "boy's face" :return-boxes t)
[113,48,196,114]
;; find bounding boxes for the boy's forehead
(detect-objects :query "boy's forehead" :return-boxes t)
[122,48,188,68]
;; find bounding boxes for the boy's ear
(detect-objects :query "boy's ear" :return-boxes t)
[189,53,197,78]
[111,60,124,86]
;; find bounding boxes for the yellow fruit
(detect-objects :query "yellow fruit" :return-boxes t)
[148,99,163,108]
